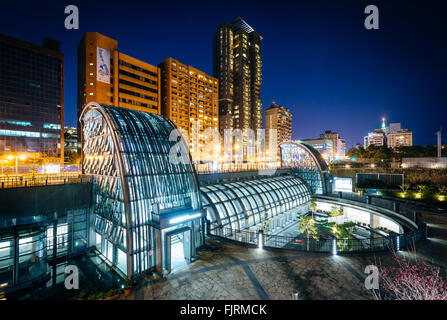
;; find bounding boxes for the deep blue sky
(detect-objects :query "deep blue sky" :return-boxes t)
[1,0,446,148]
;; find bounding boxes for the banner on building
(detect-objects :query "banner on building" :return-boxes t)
[97,47,110,84]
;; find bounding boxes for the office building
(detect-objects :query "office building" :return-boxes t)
[299,138,335,160]
[64,126,81,154]
[213,17,262,138]
[0,34,64,162]
[364,129,386,148]
[77,32,160,131]
[301,130,346,160]
[265,102,292,158]
[364,119,413,149]
[159,57,219,161]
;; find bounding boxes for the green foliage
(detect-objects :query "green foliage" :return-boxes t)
[310,198,317,215]
[417,184,429,194]
[347,145,447,161]
[298,216,319,241]
[329,222,357,252]
[438,185,447,195]
[262,210,270,235]
[399,183,410,193]
[329,205,343,217]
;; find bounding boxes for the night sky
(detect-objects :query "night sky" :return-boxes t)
[0,0,445,148]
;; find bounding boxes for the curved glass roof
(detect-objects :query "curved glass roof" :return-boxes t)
[201,175,312,230]
[81,103,201,277]
[280,142,331,194]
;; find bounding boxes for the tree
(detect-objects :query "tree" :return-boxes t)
[437,185,446,195]
[329,205,343,217]
[262,210,270,235]
[298,215,319,251]
[399,183,410,194]
[309,197,317,219]
[374,249,447,300]
[416,184,428,194]
[328,221,356,251]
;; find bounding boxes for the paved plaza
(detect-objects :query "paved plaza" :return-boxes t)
[121,211,447,300]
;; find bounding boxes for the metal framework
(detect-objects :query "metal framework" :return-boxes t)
[80,102,203,278]
[280,141,331,194]
[201,175,312,230]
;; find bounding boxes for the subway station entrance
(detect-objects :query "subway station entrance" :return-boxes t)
[164,227,192,274]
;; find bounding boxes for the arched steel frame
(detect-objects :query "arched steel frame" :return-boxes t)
[201,175,312,230]
[279,141,332,195]
[80,102,202,279]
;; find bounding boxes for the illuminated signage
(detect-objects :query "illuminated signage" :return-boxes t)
[333,176,353,192]
[97,47,110,84]
[169,213,202,225]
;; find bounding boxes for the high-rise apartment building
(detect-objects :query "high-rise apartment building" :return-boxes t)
[0,34,64,162]
[159,58,219,161]
[77,32,160,130]
[265,102,292,158]
[387,131,413,148]
[364,129,386,148]
[213,18,262,138]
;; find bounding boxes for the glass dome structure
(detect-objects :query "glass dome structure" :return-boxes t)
[80,102,204,278]
[201,175,312,230]
[280,141,332,194]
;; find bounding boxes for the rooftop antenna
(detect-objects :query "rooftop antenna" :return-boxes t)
[436,127,442,158]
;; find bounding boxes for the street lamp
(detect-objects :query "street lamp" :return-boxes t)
[1,159,9,176]
[7,154,27,177]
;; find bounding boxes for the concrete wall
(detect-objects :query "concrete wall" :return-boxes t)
[0,182,92,217]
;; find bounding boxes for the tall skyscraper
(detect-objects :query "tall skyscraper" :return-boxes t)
[0,34,64,162]
[265,102,292,158]
[159,57,219,161]
[213,18,262,138]
[77,32,160,130]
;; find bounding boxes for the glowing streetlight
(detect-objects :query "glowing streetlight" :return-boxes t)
[7,154,27,176]
[1,159,9,175]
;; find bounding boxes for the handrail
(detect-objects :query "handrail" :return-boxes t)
[0,174,92,189]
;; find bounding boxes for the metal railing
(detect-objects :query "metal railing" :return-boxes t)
[208,218,426,254]
[195,163,290,174]
[327,192,420,224]
[0,174,92,189]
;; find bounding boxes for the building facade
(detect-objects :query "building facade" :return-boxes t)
[364,129,386,148]
[364,120,413,149]
[0,34,64,162]
[64,127,81,155]
[300,130,346,160]
[265,102,292,158]
[77,32,160,131]
[387,131,413,148]
[159,58,219,162]
[300,138,335,160]
[213,18,262,139]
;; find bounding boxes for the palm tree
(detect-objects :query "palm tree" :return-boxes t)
[438,185,447,195]
[399,183,410,194]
